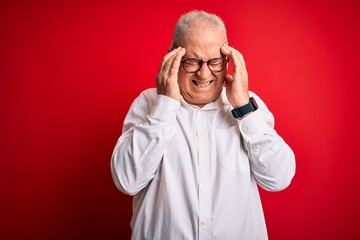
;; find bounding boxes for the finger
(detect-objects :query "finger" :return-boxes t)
[225,74,233,84]
[157,47,185,90]
[160,47,183,73]
[161,47,185,81]
[220,44,245,73]
[169,48,186,77]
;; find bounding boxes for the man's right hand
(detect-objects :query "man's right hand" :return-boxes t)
[156,47,186,102]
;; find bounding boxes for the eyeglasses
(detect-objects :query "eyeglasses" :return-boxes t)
[180,57,229,73]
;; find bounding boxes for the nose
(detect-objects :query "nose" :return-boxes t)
[196,62,212,78]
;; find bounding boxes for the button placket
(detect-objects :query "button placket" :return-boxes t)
[196,110,211,239]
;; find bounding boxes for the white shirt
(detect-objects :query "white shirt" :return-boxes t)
[111,88,295,240]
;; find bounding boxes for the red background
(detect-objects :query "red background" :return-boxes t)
[1,0,360,239]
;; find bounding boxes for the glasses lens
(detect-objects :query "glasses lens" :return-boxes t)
[183,59,200,73]
[209,58,227,72]
[182,57,227,73]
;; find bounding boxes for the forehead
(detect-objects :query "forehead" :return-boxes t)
[180,26,226,59]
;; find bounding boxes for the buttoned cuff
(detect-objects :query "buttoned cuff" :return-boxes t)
[149,95,181,124]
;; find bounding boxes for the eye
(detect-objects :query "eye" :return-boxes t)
[184,58,200,66]
[209,58,224,66]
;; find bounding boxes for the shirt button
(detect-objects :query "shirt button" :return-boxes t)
[201,220,207,226]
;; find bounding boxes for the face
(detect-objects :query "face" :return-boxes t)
[178,26,227,107]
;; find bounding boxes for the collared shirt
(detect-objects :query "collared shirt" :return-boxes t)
[111,88,295,240]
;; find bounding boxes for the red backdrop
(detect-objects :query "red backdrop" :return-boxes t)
[1,0,360,239]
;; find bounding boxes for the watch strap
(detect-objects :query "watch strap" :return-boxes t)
[231,97,258,118]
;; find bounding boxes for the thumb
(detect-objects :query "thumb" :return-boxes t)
[225,75,233,84]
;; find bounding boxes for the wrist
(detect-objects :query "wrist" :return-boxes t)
[231,97,258,119]
[229,91,250,108]
[232,98,250,108]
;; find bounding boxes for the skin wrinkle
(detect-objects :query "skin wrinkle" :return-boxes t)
[111,11,296,239]
[157,10,250,108]
[177,26,227,107]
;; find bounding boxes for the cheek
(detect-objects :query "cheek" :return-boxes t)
[178,72,191,87]
[216,72,226,84]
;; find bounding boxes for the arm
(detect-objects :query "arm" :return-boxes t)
[239,93,295,191]
[111,47,186,195]
[221,44,295,191]
[111,92,180,195]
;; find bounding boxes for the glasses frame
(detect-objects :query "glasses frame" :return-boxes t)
[180,57,229,73]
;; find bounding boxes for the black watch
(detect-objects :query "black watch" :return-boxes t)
[231,97,258,119]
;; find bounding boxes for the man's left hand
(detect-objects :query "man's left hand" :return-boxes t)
[220,44,250,108]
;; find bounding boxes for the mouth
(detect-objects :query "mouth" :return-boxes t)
[192,80,214,88]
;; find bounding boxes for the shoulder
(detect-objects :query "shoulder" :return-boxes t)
[140,88,157,97]
[134,88,157,106]
[139,88,157,100]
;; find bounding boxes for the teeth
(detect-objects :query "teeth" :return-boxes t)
[193,80,213,88]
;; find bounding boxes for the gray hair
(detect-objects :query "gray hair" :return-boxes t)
[170,10,228,50]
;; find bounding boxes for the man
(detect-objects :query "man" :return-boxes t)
[111,10,295,240]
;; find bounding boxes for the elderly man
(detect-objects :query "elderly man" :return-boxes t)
[111,10,295,240]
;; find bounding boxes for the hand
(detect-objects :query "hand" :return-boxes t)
[156,47,186,101]
[220,44,250,108]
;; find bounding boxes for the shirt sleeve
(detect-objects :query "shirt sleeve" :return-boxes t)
[238,94,296,191]
[111,91,181,195]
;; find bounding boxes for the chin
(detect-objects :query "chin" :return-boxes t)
[181,86,222,106]
[189,94,218,107]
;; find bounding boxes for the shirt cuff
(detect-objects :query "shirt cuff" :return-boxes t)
[149,95,181,124]
[239,110,274,141]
